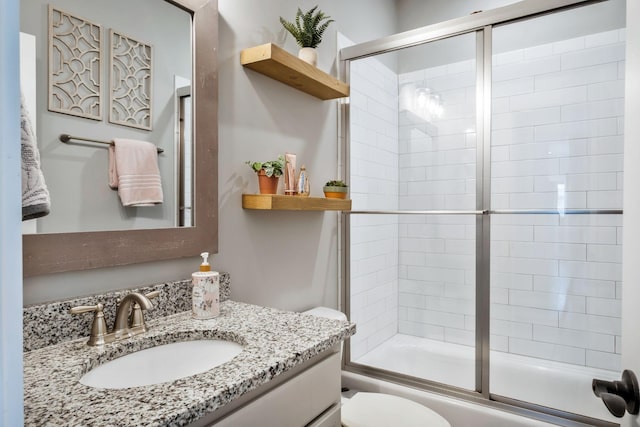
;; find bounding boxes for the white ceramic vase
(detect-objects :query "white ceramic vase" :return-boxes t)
[298,47,318,67]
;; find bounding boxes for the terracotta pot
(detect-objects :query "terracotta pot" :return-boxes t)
[323,186,348,199]
[257,170,279,194]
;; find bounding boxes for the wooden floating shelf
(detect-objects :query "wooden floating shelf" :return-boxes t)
[242,194,352,211]
[240,43,350,100]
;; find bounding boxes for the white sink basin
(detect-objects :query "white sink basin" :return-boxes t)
[80,339,243,389]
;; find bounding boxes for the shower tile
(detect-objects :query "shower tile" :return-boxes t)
[533,173,617,192]
[508,289,586,313]
[494,56,562,82]
[561,44,625,70]
[587,80,625,100]
[559,312,621,335]
[533,225,617,244]
[561,98,623,122]
[586,190,623,209]
[491,272,534,291]
[490,334,509,351]
[509,241,586,261]
[524,43,553,60]
[444,328,474,346]
[406,307,465,329]
[491,304,558,327]
[493,157,559,178]
[534,276,616,298]
[492,106,560,130]
[509,337,585,365]
[510,86,587,111]
[586,349,621,371]
[510,139,587,161]
[586,297,621,317]
[559,260,622,281]
[535,62,617,91]
[398,320,445,341]
[491,319,533,339]
[552,36,586,54]
[508,191,586,210]
[587,135,624,156]
[535,118,618,142]
[533,325,615,353]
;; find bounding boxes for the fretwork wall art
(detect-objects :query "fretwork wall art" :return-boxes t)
[109,30,153,130]
[48,6,103,120]
[47,6,154,131]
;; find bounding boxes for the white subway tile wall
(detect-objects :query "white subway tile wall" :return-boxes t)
[349,29,623,372]
[395,45,479,360]
[350,56,399,360]
[394,29,624,371]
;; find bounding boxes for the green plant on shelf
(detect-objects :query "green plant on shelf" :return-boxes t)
[279,5,334,48]
[324,180,347,187]
[246,155,285,177]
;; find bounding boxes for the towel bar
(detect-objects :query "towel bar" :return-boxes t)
[59,134,164,154]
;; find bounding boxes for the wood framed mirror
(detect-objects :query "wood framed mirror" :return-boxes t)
[23,0,218,276]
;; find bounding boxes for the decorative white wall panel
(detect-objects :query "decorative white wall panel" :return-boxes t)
[48,6,102,120]
[109,30,152,130]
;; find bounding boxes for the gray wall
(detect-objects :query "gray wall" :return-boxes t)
[23,0,397,309]
[20,0,190,233]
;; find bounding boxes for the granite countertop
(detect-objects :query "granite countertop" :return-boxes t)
[24,300,356,426]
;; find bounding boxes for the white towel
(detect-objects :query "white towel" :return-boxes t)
[21,93,50,221]
[108,138,163,207]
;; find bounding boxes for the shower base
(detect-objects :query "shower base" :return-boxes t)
[354,334,618,422]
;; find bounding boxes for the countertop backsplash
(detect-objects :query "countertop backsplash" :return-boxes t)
[23,272,231,352]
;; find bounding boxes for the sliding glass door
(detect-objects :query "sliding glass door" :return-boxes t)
[342,0,625,424]
[489,1,624,421]
[347,33,479,390]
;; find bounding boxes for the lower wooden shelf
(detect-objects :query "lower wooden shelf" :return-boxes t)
[242,194,351,211]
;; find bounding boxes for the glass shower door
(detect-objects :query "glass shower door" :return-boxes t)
[348,32,480,390]
[488,0,625,422]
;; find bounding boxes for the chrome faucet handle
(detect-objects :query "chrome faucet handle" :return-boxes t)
[130,291,160,328]
[70,303,108,346]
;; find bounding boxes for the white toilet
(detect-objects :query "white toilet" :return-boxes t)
[304,307,451,427]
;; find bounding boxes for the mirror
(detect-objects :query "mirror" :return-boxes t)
[22,0,218,276]
[20,0,196,233]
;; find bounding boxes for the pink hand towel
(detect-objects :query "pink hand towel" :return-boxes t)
[108,138,163,207]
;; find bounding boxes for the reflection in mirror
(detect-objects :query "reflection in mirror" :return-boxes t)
[20,0,193,233]
[23,0,218,276]
[174,76,193,227]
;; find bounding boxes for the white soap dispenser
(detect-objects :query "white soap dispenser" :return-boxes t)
[191,252,220,319]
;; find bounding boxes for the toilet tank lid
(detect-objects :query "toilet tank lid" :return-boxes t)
[303,306,348,322]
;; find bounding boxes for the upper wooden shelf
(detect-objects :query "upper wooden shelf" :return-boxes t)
[240,43,350,100]
[242,194,351,211]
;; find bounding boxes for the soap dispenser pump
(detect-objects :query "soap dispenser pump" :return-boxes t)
[191,252,220,319]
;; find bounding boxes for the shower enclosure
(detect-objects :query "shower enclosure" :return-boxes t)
[340,0,626,425]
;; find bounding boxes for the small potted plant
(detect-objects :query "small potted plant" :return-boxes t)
[246,155,285,194]
[323,180,348,199]
[279,5,334,66]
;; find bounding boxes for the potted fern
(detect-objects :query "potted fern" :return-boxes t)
[246,155,285,194]
[323,179,348,199]
[279,5,333,66]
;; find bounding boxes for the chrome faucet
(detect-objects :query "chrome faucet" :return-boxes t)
[70,291,159,346]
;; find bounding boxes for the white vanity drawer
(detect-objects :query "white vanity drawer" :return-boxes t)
[212,351,341,427]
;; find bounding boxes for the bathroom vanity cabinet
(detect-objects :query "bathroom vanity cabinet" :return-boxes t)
[23,299,354,426]
[207,350,341,427]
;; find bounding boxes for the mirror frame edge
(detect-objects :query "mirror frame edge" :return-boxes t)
[23,0,218,277]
